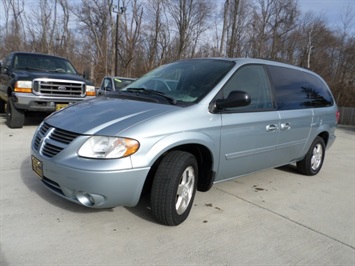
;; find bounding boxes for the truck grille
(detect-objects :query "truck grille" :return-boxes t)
[33,122,80,158]
[33,78,85,97]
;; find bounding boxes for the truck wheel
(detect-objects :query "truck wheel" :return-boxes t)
[0,99,5,113]
[151,151,198,226]
[296,136,325,176]
[7,98,25,128]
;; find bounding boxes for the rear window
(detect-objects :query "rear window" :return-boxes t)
[267,65,333,110]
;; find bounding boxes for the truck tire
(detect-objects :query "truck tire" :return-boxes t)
[296,136,325,176]
[150,151,198,226]
[7,98,25,128]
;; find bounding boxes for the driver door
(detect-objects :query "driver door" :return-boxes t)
[217,64,280,181]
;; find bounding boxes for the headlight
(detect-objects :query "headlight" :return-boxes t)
[78,136,139,159]
[86,85,96,96]
[14,81,32,93]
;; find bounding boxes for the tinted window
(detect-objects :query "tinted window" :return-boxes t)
[221,64,274,112]
[268,65,333,110]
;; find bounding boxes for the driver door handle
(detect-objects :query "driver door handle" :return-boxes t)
[266,124,278,132]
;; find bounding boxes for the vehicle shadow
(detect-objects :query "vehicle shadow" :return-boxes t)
[275,164,299,174]
[124,192,158,224]
[0,112,47,127]
[24,112,49,126]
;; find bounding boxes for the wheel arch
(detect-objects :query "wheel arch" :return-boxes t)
[143,143,216,195]
[317,131,329,147]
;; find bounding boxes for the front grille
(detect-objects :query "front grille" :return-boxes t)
[33,122,80,158]
[33,78,85,97]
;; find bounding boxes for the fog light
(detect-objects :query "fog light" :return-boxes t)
[76,191,95,207]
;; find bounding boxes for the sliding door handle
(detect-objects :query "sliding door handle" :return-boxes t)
[280,123,291,130]
[266,124,278,132]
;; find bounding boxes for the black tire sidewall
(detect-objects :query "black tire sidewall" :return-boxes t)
[151,151,198,226]
[6,97,25,128]
[298,136,325,175]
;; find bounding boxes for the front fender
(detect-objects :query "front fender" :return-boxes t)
[131,130,220,172]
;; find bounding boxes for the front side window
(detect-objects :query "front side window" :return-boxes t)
[221,64,274,112]
[101,78,113,91]
[267,65,333,110]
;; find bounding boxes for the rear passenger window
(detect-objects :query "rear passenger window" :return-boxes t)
[267,65,333,110]
[222,65,274,112]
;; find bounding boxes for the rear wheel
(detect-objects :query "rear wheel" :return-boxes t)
[297,136,325,175]
[6,98,25,128]
[150,151,198,226]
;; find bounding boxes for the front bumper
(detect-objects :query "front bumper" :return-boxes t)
[31,149,150,208]
[14,92,93,112]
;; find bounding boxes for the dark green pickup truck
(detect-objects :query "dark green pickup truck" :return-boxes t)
[0,52,96,128]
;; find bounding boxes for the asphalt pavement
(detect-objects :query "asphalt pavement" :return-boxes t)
[0,113,354,265]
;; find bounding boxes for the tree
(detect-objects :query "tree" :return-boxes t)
[72,0,114,83]
[167,0,213,59]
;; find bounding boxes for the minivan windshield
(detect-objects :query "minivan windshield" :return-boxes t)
[124,59,235,104]
[13,54,78,74]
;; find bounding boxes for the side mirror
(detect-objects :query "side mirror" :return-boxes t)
[215,91,251,110]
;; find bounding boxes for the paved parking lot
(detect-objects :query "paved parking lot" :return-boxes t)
[0,113,354,265]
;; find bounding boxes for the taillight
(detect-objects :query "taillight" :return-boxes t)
[336,110,340,124]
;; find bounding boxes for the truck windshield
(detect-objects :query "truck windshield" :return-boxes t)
[124,59,235,104]
[13,54,78,74]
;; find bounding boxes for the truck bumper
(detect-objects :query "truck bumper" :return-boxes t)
[13,92,94,112]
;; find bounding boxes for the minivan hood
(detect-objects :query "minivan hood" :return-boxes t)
[45,97,180,135]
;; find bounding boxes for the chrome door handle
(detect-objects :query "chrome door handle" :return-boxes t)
[266,124,278,132]
[280,123,291,130]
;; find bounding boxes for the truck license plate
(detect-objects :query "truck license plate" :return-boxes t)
[55,104,68,111]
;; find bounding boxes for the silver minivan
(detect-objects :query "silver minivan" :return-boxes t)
[31,58,338,225]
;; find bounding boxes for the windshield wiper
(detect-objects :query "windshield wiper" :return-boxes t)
[126,88,177,105]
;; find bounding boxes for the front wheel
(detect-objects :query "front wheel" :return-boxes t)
[7,98,25,128]
[150,151,198,226]
[297,136,325,176]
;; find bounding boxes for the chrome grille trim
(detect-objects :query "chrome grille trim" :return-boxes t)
[33,122,80,158]
[33,78,85,97]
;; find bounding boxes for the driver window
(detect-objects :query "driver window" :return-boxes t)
[102,78,112,91]
[222,65,273,111]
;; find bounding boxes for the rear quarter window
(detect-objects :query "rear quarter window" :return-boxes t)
[267,65,333,110]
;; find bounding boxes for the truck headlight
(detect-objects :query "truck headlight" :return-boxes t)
[78,136,139,159]
[14,81,32,93]
[86,85,96,96]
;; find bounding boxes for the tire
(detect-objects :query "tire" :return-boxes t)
[0,99,5,113]
[297,136,325,176]
[6,98,25,128]
[150,151,198,226]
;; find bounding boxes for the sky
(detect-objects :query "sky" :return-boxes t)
[0,0,354,32]
[297,0,355,31]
